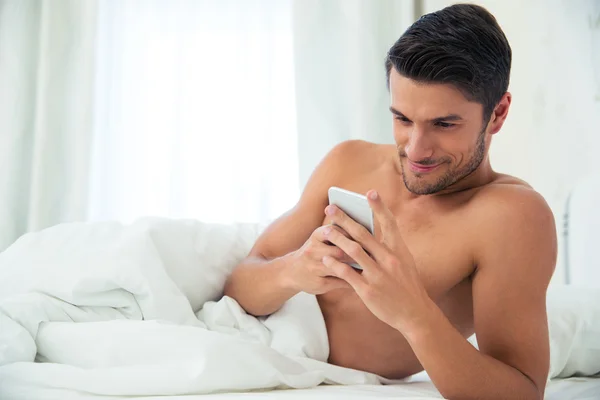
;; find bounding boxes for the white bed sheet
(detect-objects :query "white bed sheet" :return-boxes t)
[8,377,599,400]
[192,377,600,400]
[545,377,600,400]
[193,379,600,400]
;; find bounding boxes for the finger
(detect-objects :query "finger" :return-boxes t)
[323,250,356,268]
[303,237,347,261]
[365,190,396,239]
[324,206,381,259]
[323,227,377,272]
[319,245,355,264]
[366,190,409,254]
[313,224,351,244]
[338,252,356,264]
[322,246,356,265]
[322,255,367,293]
[326,205,377,248]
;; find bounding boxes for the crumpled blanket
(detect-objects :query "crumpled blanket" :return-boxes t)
[0,218,384,399]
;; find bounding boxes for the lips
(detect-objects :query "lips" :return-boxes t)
[408,160,440,173]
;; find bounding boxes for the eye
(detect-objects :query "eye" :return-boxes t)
[435,121,455,129]
[394,116,411,124]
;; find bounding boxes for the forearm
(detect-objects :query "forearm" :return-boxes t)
[402,300,542,400]
[223,254,298,316]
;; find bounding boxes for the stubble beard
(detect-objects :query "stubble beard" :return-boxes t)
[399,129,487,195]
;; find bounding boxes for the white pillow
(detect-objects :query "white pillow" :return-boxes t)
[547,284,600,378]
[466,285,600,379]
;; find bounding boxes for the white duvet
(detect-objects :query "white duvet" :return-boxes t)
[0,218,387,399]
[1,218,599,400]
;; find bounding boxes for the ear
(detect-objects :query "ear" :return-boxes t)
[488,92,511,135]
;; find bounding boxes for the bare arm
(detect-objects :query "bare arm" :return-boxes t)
[402,189,556,399]
[222,252,299,317]
[223,140,365,316]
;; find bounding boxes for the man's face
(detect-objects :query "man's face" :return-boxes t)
[389,69,490,195]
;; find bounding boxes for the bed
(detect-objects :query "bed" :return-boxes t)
[5,373,599,399]
[0,178,599,399]
[137,375,600,399]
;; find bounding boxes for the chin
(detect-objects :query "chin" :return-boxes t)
[403,174,447,195]
[405,183,437,195]
[400,160,456,195]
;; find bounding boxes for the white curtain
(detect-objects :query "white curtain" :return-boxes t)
[88,0,299,225]
[593,1,600,101]
[291,0,416,187]
[0,0,97,250]
[0,0,414,249]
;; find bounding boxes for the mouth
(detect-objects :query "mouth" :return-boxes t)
[407,160,441,174]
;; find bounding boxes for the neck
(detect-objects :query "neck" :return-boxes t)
[437,157,495,195]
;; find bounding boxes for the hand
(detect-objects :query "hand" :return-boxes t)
[285,224,354,295]
[321,190,432,333]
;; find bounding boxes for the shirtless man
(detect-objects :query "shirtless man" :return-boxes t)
[224,4,557,399]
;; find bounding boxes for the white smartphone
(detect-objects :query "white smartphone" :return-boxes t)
[327,186,375,270]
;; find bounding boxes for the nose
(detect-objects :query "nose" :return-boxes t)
[404,127,434,161]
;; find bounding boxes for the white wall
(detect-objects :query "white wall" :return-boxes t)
[423,0,600,284]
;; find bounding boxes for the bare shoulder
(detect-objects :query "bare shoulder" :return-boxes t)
[326,139,390,167]
[468,174,557,274]
[318,139,394,185]
[470,174,554,225]
[325,139,382,159]
[298,139,382,200]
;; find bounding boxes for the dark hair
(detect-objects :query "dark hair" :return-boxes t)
[385,3,511,122]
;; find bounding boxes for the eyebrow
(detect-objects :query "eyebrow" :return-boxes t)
[389,106,464,123]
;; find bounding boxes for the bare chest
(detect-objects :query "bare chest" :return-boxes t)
[322,190,475,299]
[319,193,476,378]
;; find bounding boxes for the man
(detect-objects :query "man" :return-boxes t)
[224,3,557,399]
